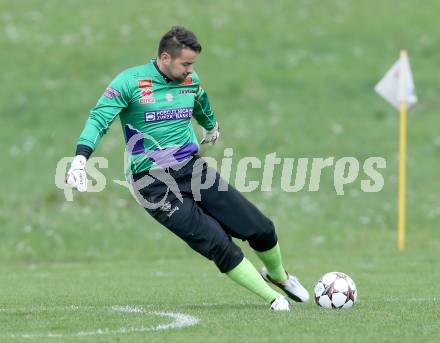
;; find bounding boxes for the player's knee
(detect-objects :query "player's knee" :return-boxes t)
[248,219,278,252]
[210,239,243,273]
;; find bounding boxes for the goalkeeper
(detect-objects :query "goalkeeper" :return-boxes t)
[66,26,309,311]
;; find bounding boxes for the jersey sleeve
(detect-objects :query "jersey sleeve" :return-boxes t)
[76,72,130,151]
[192,85,217,130]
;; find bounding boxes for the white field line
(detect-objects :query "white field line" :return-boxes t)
[3,305,199,339]
[384,297,440,302]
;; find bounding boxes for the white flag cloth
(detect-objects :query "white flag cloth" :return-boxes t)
[374,51,417,110]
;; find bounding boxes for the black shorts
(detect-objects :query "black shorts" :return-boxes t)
[132,156,277,273]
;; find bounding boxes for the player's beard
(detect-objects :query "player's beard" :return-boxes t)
[164,63,187,82]
[172,72,188,83]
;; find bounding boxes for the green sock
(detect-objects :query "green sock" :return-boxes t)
[226,257,282,303]
[255,243,287,282]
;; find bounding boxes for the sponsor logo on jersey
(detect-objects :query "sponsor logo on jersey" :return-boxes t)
[145,107,193,122]
[145,113,156,121]
[138,79,153,88]
[180,75,193,85]
[140,97,156,104]
[141,89,153,97]
[165,93,174,102]
[179,89,197,94]
[103,86,121,99]
[139,88,155,104]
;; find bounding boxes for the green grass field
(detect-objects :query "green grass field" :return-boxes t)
[1,0,439,342]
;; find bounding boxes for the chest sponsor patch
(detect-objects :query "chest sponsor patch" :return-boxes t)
[141,89,153,97]
[140,97,156,104]
[179,89,196,94]
[138,79,153,88]
[145,107,193,122]
[165,93,173,102]
[180,75,193,85]
[139,88,155,104]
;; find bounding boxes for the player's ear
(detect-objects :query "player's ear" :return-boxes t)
[160,51,172,65]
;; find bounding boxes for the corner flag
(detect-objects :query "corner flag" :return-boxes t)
[375,50,417,110]
[374,50,417,251]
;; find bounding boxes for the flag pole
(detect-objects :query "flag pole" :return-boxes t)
[398,100,407,250]
[397,50,408,251]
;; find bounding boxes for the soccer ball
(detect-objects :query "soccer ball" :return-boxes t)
[314,272,357,309]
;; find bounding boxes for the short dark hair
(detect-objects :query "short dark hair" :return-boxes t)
[158,26,202,58]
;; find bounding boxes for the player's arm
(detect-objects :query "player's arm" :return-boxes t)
[66,72,130,192]
[77,72,130,154]
[193,86,219,144]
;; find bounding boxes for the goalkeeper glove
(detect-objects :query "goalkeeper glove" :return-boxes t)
[66,155,88,192]
[201,122,220,145]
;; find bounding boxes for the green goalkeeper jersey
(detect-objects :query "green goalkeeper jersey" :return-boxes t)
[77,59,217,174]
